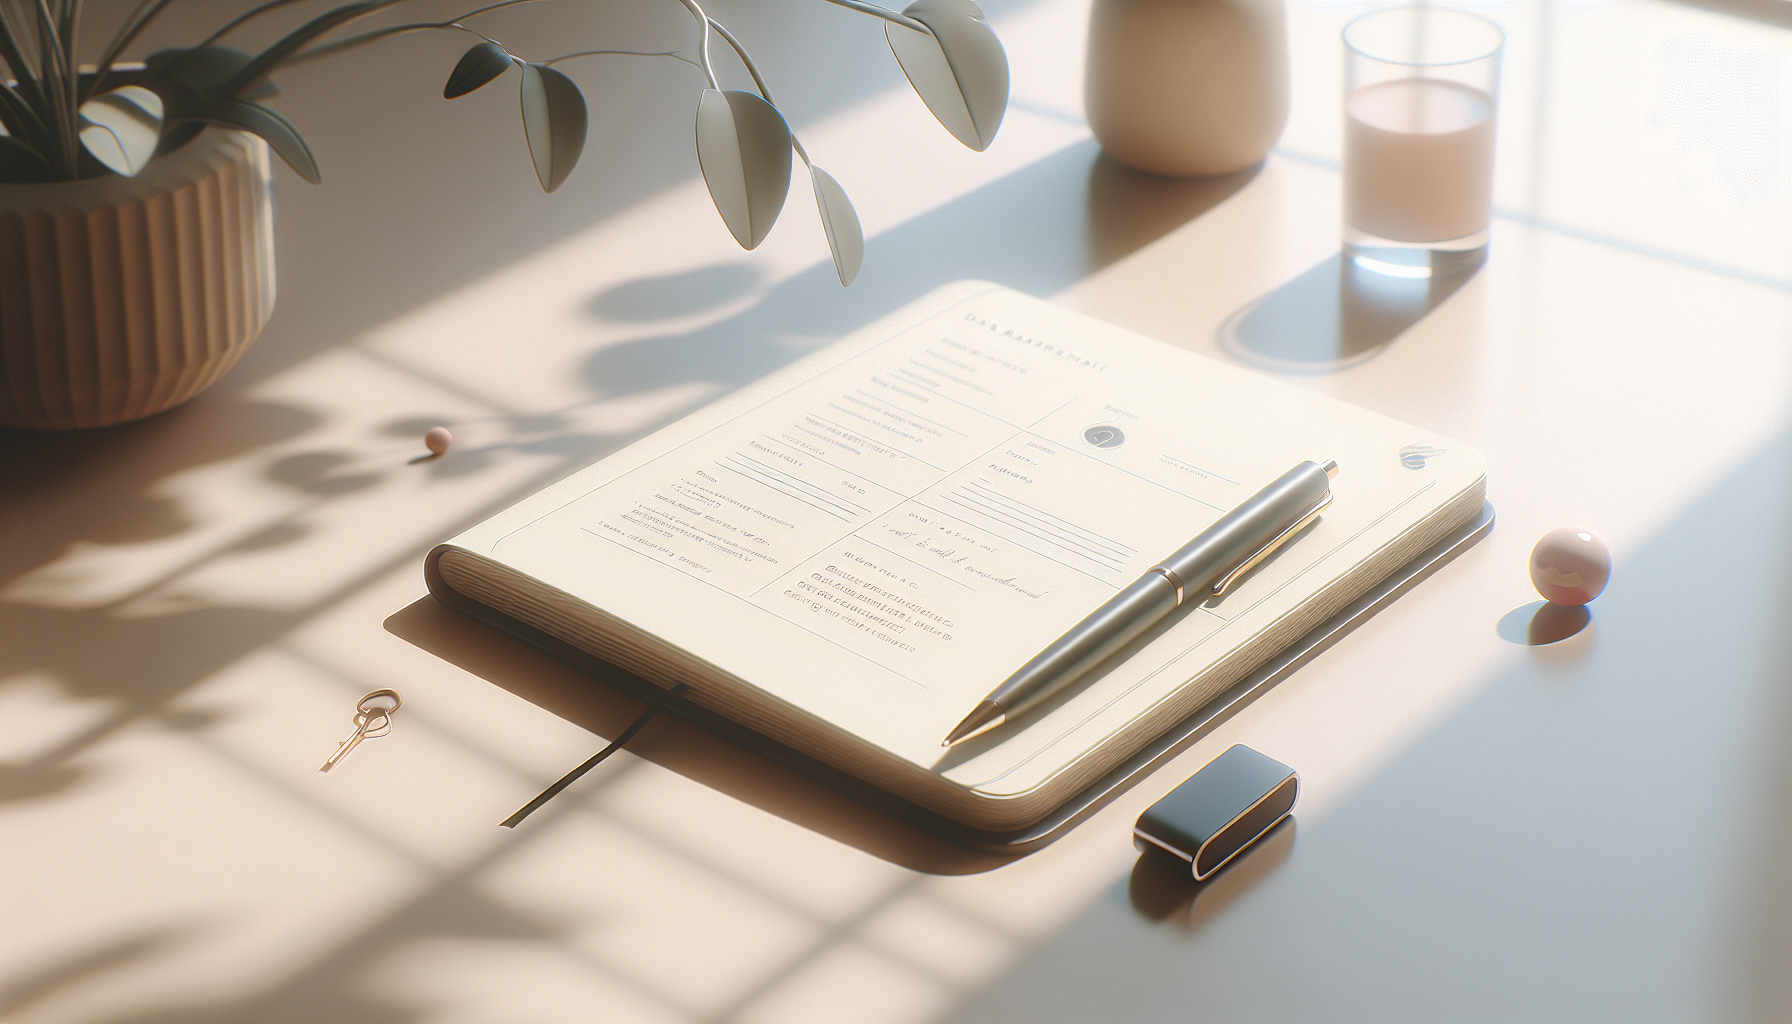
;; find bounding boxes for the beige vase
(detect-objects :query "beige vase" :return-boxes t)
[1085,0,1289,177]
[0,128,276,430]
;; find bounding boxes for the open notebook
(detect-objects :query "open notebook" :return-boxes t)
[428,282,1485,830]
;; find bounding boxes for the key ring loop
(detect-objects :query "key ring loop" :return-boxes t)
[357,689,402,715]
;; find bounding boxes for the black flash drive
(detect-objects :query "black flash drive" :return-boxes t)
[1134,744,1298,880]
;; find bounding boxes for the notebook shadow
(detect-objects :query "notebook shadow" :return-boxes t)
[1218,251,1481,372]
[384,597,1015,876]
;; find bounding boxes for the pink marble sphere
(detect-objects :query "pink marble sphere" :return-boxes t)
[424,426,453,456]
[1529,528,1611,606]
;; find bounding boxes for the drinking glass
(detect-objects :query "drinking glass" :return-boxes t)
[1343,7,1503,278]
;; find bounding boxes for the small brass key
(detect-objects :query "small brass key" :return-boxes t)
[320,689,402,773]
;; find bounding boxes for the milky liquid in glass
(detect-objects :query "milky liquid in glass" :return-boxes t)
[1345,78,1494,244]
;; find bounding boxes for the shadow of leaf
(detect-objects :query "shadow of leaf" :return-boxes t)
[0,761,88,803]
[0,399,321,587]
[266,451,383,495]
[0,925,193,1017]
[221,521,309,553]
[586,263,764,323]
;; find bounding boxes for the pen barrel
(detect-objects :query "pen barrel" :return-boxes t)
[1160,461,1333,593]
[989,571,1180,718]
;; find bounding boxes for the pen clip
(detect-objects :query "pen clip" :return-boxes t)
[1210,492,1333,597]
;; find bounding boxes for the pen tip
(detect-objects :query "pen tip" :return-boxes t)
[942,700,1005,747]
[1321,459,1339,480]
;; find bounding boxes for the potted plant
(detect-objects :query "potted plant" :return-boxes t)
[0,0,1008,430]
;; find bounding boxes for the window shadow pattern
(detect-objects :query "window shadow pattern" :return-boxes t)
[0,126,1259,1023]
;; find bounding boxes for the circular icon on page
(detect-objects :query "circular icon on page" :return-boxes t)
[1083,425,1126,448]
[1400,444,1447,469]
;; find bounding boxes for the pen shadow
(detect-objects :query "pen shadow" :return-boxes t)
[383,597,1016,876]
[1217,251,1481,373]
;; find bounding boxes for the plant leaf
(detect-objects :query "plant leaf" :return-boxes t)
[145,46,249,93]
[78,85,164,177]
[0,134,56,183]
[446,41,513,99]
[885,0,1008,151]
[145,47,279,101]
[518,62,586,193]
[695,89,792,250]
[809,165,863,286]
[0,82,49,147]
[167,95,320,183]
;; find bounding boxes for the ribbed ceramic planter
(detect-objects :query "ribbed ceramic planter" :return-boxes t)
[0,128,275,430]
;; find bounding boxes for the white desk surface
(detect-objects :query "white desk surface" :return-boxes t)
[6,1,1792,1021]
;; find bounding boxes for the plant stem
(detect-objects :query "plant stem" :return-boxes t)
[200,0,312,47]
[0,3,49,116]
[704,18,771,103]
[205,0,546,48]
[51,0,77,162]
[285,21,490,65]
[818,0,927,35]
[706,17,811,167]
[435,0,552,27]
[31,0,74,173]
[668,0,718,89]
[0,75,52,148]
[221,1,419,97]
[225,1,556,79]
[544,49,702,74]
[83,0,174,103]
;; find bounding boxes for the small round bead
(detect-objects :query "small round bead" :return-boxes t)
[1529,527,1610,606]
[424,426,453,456]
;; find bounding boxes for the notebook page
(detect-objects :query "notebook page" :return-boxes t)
[453,283,1484,792]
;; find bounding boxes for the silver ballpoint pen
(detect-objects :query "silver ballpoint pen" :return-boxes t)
[941,459,1340,747]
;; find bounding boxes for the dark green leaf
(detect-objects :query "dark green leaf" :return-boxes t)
[886,0,1008,151]
[154,121,205,158]
[519,63,586,193]
[0,135,56,183]
[809,165,863,286]
[0,82,50,148]
[145,47,280,101]
[146,46,251,92]
[167,95,320,183]
[445,42,514,99]
[695,89,792,250]
[0,28,48,116]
